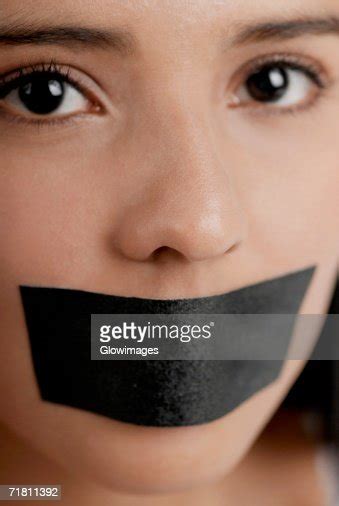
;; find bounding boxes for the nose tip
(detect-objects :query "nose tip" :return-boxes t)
[111,101,247,265]
[114,195,245,263]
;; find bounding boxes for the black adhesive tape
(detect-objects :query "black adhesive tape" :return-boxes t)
[20,267,314,427]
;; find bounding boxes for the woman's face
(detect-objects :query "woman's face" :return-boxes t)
[0,0,338,495]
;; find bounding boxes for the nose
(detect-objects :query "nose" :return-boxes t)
[113,113,246,263]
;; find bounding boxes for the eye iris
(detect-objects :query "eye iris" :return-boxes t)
[18,74,65,115]
[246,65,288,102]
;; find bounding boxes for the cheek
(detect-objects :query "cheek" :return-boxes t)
[0,120,156,287]
[246,164,339,262]
[225,111,339,264]
[0,133,111,284]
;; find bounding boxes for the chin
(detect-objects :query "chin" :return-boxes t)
[38,403,261,496]
[75,422,245,495]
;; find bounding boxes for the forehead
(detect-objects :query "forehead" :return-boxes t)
[0,0,337,29]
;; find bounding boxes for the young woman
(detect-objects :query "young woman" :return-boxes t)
[0,0,338,504]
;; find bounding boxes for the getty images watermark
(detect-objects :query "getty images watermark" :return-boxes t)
[91,314,339,360]
[95,316,214,358]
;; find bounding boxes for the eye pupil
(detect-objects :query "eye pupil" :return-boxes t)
[246,65,288,102]
[18,75,65,115]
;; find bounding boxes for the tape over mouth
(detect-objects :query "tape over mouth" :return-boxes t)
[20,266,315,426]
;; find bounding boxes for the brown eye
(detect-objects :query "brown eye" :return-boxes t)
[246,65,289,103]
[0,71,89,118]
[17,73,66,115]
[233,62,320,109]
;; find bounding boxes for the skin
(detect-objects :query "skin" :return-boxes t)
[0,0,338,504]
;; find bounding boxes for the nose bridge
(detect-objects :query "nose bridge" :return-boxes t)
[147,77,231,208]
[114,78,246,262]
[156,111,230,218]
[139,54,221,183]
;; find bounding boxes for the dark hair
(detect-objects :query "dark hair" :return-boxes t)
[284,278,339,443]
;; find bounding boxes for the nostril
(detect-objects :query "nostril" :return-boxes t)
[225,241,241,256]
[152,246,170,258]
[151,246,187,263]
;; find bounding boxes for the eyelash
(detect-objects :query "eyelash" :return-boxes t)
[240,53,326,86]
[0,62,75,98]
[0,53,331,127]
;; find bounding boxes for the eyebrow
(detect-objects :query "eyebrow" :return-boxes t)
[0,25,136,54]
[234,16,339,44]
[0,15,339,54]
